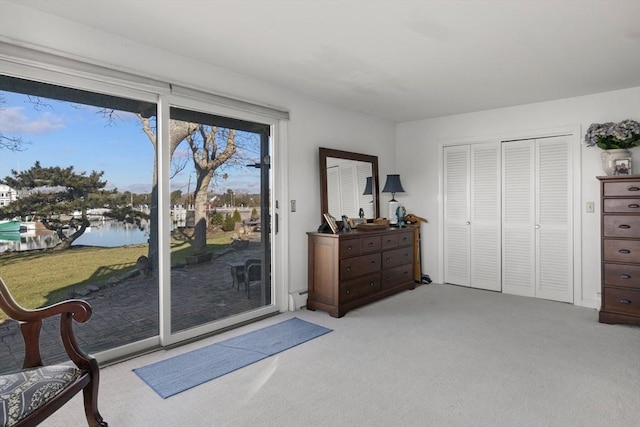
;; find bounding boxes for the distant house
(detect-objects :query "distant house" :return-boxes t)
[0,184,17,207]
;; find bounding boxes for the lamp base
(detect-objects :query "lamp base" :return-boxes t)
[388,200,399,225]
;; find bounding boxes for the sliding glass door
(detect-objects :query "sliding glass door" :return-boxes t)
[166,105,274,336]
[0,67,281,368]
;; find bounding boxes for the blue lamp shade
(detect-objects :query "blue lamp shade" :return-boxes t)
[363,177,373,195]
[382,174,405,201]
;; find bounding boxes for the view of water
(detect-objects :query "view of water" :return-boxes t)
[0,220,149,252]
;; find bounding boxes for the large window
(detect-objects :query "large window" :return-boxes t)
[0,67,281,370]
[0,76,159,368]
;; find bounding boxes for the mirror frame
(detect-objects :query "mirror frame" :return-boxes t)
[319,147,380,222]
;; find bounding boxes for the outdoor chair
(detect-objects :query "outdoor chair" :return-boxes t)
[0,277,107,427]
[232,258,261,299]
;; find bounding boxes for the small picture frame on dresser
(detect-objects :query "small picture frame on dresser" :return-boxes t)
[613,159,631,175]
[323,213,339,234]
[348,217,366,229]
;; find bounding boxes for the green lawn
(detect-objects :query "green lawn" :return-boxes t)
[0,231,236,321]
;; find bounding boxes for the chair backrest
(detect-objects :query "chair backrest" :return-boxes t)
[244,258,261,281]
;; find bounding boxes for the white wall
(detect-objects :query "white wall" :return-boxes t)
[397,87,640,307]
[0,2,397,298]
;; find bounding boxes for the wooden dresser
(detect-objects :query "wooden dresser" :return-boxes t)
[307,227,416,317]
[597,175,640,326]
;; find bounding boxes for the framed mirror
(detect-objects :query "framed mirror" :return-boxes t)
[319,147,380,223]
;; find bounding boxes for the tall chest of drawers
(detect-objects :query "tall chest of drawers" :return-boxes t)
[597,175,640,325]
[307,227,416,317]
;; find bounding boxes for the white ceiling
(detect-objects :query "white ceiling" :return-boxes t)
[8,0,640,123]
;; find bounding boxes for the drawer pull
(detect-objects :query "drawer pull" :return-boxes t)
[618,224,631,229]
[619,299,631,304]
[629,204,640,209]
[628,186,640,192]
[368,242,374,247]
[346,266,351,272]
[345,289,351,294]
[386,240,392,244]
[369,282,375,287]
[618,249,631,254]
[619,274,631,280]
[386,258,391,263]
[347,246,353,251]
[370,261,376,266]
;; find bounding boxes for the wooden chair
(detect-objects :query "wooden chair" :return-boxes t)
[0,277,107,427]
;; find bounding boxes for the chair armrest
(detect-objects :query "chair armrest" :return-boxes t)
[0,277,94,370]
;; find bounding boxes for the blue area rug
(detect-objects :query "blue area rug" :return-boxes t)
[133,317,332,398]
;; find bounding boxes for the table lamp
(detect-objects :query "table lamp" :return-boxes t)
[382,174,405,225]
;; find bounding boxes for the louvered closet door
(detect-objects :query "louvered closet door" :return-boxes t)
[444,143,501,290]
[535,137,573,302]
[502,136,573,302]
[470,143,501,291]
[502,141,536,297]
[444,145,471,286]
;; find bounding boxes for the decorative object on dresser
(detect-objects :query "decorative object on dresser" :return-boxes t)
[307,227,416,317]
[584,119,639,175]
[597,175,640,326]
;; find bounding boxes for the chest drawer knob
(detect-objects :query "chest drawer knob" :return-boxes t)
[628,186,640,192]
[618,249,631,254]
[620,299,631,304]
[619,274,632,280]
[629,204,640,209]
[369,282,375,287]
[345,288,351,294]
[368,242,374,247]
[346,266,352,272]
[618,224,631,229]
[370,261,376,266]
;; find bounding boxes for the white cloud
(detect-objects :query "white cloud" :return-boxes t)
[0,107,65,134]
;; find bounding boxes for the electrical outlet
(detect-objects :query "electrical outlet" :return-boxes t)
[291,200,296,212]
[586,202,595,213]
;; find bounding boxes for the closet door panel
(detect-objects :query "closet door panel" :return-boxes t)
[502,141,535,296]
[444,145,470,286]
[470,143,501,291]
[535,137,573,302]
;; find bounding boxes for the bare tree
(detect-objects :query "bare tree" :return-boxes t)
[185,126,237,254]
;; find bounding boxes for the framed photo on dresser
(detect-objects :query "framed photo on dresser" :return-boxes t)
[323,213,339,234]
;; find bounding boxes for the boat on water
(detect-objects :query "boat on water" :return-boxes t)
[0,220,21,232]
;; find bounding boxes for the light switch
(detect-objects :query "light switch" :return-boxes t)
[586,202,595,213]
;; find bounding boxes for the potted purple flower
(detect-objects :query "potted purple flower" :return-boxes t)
[584,119,640,175]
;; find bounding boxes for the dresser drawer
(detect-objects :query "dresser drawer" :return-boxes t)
[381,264,412,289]
[604,263,640,289]
[340,273,380,302]
[340,253,380,280]
[381,234,399,249]
[603,181,640,197]
[360,236,381,253]
[604,239,640,263]
[382,246,413,269]
[340,239,361,257]
[397,230,413,247]
[603,198,640,213]
[603,287,640,316]
[603,215,640,238]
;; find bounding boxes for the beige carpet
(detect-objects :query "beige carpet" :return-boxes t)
[42,283,640,427]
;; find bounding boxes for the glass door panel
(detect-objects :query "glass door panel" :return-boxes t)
[0,76,158,369]
[167,107,272,334]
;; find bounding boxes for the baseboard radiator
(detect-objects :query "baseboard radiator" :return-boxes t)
[288,290,308,311]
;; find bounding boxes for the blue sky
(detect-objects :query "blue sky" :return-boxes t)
[0,91,262,195]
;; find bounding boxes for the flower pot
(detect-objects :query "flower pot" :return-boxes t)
[601,148,631,175]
